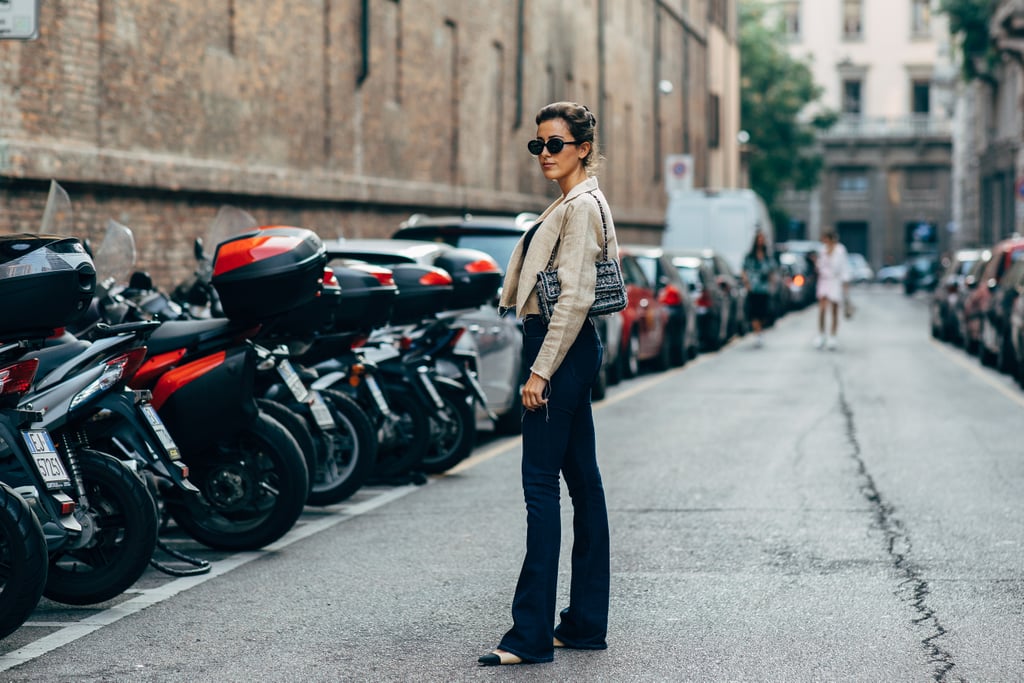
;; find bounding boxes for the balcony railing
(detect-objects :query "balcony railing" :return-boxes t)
[821,114,952,139]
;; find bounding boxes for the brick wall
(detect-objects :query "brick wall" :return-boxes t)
[0,0,735,287]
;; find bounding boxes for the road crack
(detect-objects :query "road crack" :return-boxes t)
[834,368,962,683]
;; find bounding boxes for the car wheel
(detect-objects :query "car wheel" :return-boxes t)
[621,328,640,379]
[998,330,1017,375]
[494,384,524,435]
[651,330,672,372]
[591,364,607,401]
[978,323,997,367]
[669,322,687,368]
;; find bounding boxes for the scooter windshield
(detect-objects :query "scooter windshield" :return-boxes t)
[93,220,137,288]
[207,206,260,250]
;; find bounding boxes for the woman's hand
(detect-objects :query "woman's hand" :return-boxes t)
[522,372,549,411]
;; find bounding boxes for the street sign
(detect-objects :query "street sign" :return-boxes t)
[665,154,693,194]
[0,0,39,41]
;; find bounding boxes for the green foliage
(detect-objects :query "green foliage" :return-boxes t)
[739,1,834,221]
[940,0,998,81]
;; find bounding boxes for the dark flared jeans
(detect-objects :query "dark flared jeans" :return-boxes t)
[498,316,610,663]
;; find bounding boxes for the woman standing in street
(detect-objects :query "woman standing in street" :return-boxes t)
[480,102,614,666]
[742,230,775,347]
[814,230,851,350]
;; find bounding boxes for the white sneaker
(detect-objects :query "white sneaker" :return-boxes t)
[826,336,838,351]
[814,335,825,349]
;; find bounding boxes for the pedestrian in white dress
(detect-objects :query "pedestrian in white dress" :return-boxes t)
[814,231,850,350]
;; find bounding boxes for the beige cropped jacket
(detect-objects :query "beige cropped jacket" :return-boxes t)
[498,176,619,380]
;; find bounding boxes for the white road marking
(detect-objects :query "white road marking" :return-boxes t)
[3,340,720,668]
[0,484,421,672]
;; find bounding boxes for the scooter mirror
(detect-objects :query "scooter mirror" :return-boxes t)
[194,237,205,261]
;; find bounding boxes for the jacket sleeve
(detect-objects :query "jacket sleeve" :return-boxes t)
[530,201,601,380]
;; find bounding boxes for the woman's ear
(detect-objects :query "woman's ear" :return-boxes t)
[578,141,591,161]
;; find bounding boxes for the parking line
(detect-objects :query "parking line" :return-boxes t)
[4,350,716,668]
[0,484,421,673]
[930,338,1024,410]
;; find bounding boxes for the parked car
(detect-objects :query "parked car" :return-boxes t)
[979,251,1024,371]
[391,213,623,398]
[616,251,672,377]
[1006,265,1024,386]
[700,249,748,338]
[962,236,1024,357]
[929,248,983,343]
[622,244,700,366]
[876,263,908,284]
[778,251,815,310]
[323,237,525,433]
[666,251,731,351]
[903,252,942,295]
[958,253,992,353]
[847,252,874,283]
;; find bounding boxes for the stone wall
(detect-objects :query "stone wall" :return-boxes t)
[0,0,736,287]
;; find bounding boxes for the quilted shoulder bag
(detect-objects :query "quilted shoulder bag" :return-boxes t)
[536,191,627,324]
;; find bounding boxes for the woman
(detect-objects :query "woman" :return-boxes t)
[814,230,850,350]
[479,102,614,666]
[742,231,774,347]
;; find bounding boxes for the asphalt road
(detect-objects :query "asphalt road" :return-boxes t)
[3,286,1022,682]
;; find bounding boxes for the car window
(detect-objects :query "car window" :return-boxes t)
[633,255,658,288]
[453,235,521,272]
[673,264,701,287]
[620,255,651,289]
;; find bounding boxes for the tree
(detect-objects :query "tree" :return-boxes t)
[940,0,998,82]
[739,1,835,229]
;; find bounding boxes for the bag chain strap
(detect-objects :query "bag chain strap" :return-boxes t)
[544,190,609,270]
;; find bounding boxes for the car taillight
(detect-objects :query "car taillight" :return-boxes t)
[658,284,682,307]
[465,258,500,273]
[419,270,453,286]
[794,274,805,287]
[0,359,39,399]
[696,291,712,308]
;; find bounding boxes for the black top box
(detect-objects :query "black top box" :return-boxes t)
[0,234,96,339]
[211,226,326,322]
[433,248,502,310]
[331,263,398,332]
[389,263,454,324]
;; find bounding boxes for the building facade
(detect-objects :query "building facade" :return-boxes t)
[770,0,955,268]
[952,1,1024,251]
[0,0,739,287]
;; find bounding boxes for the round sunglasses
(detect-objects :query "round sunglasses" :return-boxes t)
[527,138,582,155]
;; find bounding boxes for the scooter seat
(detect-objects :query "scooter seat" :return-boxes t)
[22,338,93,382]
[144,318,242,356]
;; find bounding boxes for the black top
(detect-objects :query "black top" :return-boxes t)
[521,220,543,258]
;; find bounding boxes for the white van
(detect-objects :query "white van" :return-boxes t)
[662,189,774,273]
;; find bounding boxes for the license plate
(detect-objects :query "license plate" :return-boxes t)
[140,404,181,461]
[21,430,71,490]
[309,391,336,430]
[364,375,392,415]
[278,359,310,403]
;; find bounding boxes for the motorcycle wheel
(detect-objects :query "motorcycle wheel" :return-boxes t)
[257,398,316,495]
[305,389,376,506]
[44,451,158,605]
[0,482,48,638]
[420,383,476,474]
[374,383,431,478]
[167,413,308,551]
